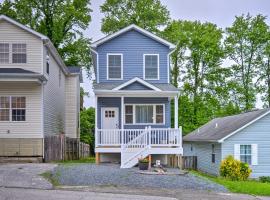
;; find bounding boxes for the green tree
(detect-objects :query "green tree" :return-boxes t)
[80,107,95,154]
[225,14,268,111]
[100,0,170,34]
[0,0,92,69]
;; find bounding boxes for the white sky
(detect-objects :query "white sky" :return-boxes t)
[83,0,270,108]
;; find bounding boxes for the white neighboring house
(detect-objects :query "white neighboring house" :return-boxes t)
[0,15,82,160]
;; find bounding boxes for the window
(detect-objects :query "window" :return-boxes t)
[136,105,153,124]
[0,97,10,121]
[105,110,115,118]
[211,144,216,163]
[0,43,9,63]
[124,104,164,124]
[240,145,252,165]
[59,69,62,87]
[144,54,159,80]
[125,105,133,124]
[107,54,122,79]
[12,44,27,63]
[0,97,26,121]
[46,50,50,74]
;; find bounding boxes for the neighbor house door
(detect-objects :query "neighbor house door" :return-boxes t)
[101,107,119,129]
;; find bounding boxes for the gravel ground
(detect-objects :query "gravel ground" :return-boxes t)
[51,164,227,192]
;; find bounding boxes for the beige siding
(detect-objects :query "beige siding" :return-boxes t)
[0,83,42,138]
[65,76,80,138]
[0,20,43,73]
[43,53,66,136]
[0,138,43,156]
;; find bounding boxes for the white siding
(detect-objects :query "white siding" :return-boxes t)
[0,83,42,138]
[0,20,43,73]
[222,113,270,178]
[43,54,66,136]
[65,76,80,138]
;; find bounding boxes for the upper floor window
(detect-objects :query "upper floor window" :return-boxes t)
[144,54,159,80]
[12,44,27,63]
[0,43,9,63]
[46,50,50,74]
[107,54,122,80]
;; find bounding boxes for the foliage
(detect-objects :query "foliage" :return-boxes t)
[80,87,89,111]
[259,176,270,183]
[80,107,95,154]
[100,0,170,34]
[57,156,96,165]
[220,155,252,181]
[192,170,270,196]
[0,0,92,69]
[225,14,269,111]
[138,157,149,163]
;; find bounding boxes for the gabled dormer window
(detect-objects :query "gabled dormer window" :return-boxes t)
[107,53,123,80]
[144,54,159,80]
[0,43,9,63]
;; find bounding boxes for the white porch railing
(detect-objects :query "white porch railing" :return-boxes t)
[96,127,182,147]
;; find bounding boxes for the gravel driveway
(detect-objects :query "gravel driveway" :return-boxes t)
[0,163,57,189]
[52,164,227,192]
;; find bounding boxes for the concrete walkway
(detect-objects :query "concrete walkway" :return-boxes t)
[0,163,57,189]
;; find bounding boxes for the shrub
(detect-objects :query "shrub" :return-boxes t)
[220,155,252,181]
[259,176,270,183]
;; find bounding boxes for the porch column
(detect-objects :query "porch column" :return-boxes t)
[174,95,178,129]
[95,95,98,147]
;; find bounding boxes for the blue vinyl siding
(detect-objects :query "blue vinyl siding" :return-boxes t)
[121,81,153,90]
[97,97,171,129]
[96,30,170,83]
[222,113,270,178]
[183,142,221,176]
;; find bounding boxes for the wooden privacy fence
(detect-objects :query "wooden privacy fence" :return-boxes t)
[44,135,90,162]
[182,156,197,170]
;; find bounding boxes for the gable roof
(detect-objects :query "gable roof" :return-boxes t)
[183,109,270,143]
[91,24,175,49]
[112,77,161,91]
[0,15,81,78]
[0,15,48,40]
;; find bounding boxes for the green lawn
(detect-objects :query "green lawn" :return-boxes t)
[56,156,96,165]
[191,171,270,196]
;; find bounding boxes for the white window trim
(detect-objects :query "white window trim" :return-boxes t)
[0,96,26,123]
[124,103,165,125]
[107,53,123,80]
[0,42,27,64]
[143,54,159,80]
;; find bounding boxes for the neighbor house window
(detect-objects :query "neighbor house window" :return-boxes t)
[0,97,26,121]
[124,104,164,124]
[211,144,216,163]
[12,43,26,63]
[240,145,252,165]
[46,50,50,74]
[0,43,9,63]
[144,54,159,80]
[107,54,122,79]
[0,97,10,121]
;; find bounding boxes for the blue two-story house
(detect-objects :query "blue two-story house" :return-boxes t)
[91,25,183,168]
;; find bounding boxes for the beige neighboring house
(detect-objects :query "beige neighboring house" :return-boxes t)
[0,15,82,160]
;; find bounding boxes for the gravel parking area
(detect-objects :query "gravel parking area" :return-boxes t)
[51,164,227,192]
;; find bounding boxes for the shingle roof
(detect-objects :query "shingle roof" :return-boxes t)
[93,82,179,91]
[0,68,38,74]
[183,109,270,142]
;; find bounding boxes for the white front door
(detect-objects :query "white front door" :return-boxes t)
[101,107,119,129]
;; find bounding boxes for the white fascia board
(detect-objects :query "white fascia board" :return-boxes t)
[218,110,270,143]
[94,90,178,97]
[112,77,161,91]
[0,15,48,40]
[91,24,175,49]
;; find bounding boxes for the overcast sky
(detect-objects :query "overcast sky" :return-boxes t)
[82,0,270,108]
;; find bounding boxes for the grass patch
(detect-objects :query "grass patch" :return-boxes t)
[56,156,95,165]
[40,171,60,187]
[191,170,270,196]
